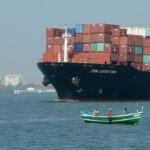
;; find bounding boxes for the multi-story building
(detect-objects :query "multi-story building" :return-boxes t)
[3,74,23,86]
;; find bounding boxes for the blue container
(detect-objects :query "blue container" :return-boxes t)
[76,24,83,33]
[145,36,150,39]
[67,28,75,36]
[75,42,83,52]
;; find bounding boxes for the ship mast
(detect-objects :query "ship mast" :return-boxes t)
[62,26,71,62]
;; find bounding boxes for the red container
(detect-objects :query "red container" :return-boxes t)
[134,63,143,71]
[96,34,112,43]
[111,45,119,53]
[68,45,74,52]
[68,37,75,45]
[128,35,143,46]
[135,55,143,63]
[119,45,134,54]
[142,64,150,71]
[104,44,111,53]
[112,28,127,37]
[53,37,64,45]
[143,39,150,46]
[83,44,90,51]
[46,37,53,52]
[110,53,119,61]
[43,52,59,62]
[83,24,90,34]
[89,24,119,34]
[120,35,143,46]
[120,36,133,45]
[75,34,83,42]
[112,37,120,45]
[72,52,110,64]
[83,35,90,43]
[46,28,64,37]
[53,45,62,53]
[119,53,135,62]
[46,44,53,53]
[89,34,112,43]
[46,37,54,45]
[143,47,150,54]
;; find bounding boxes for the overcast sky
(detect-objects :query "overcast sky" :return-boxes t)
[0,0,150,84]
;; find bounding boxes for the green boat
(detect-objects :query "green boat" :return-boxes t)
[80,108,143,125]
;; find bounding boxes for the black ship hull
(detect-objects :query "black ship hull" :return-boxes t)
[37,62,150,100]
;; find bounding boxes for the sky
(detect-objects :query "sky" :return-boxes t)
[0,0,150,84]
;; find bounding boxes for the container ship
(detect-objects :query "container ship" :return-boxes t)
[37,23,150,100]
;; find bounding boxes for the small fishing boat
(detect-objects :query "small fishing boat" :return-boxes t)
[80,107,143,125]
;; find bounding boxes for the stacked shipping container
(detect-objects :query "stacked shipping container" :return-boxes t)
[43,23,150,72]
[143,38,150,71]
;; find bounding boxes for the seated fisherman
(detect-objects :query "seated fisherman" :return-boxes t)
[93,109,99,116]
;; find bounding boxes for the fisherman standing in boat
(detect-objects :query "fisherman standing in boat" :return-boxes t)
[123,107,129,114]
[93,109,99,116]
[107,108,112,122]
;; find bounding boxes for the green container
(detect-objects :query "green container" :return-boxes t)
[96,43,105,52]
[135,46,143,55]
[90,42,112,52]
[90,43,97,51]
[143,55,150,63]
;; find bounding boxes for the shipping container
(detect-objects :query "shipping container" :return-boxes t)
[111,45,119,53]
[67,28,76,36]
[112,37,120,45]
[68,37,75,45]
[119,45,134,54]
[83,44,90,51]
[83,34,90,43]
[76,24,83,33]
[142,63,150,71]
[46,28,64,37]
[134,63,143,70]
[68,45,74,52]
[72,52,110,64]
[75,34,83,42]
[135,55,143,63]
[53,37,64,45]
[143,38,150,46]
[43,52,60,62]
[135,46,143,55]
[110,53,119,61]
[143,47,150,54]
[120,35,143,46]
[53,45,62,53]
[90,24,110,34]
[90,43,97,51]
[83,24,90,34]
[46,44,53,53]
[104,44,112,53]
[90,43,112,52]
[112,28,127,37]
[75,42,83,52]
[143,55,150,63]
[145,36,150,39]
[96,43,105,52]
[119,53,135,62]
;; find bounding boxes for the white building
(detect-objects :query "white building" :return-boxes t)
[3,74,23,86]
